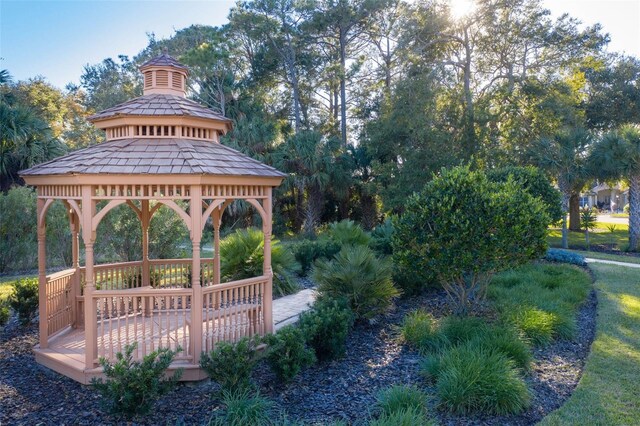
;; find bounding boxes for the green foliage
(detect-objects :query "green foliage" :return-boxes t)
[220,228,300,297]
[487,165,563,223]
[91,343,182,419]
[438,316,489,347]
[370,218,394,256]
[200,336,262,392]
[545,248,587,266]
[121,269,164,289]
[375,384,428,417]
[290,238,341,275]
[433,345,530,415]
[400,310,441,354]
[326,220,371,247]
[489,263,591,345]
[299,297,354,361]
[209,389,274,426]
[313,245,399,320]
[369,407,434,426]
[467,325,533,372]
[9,277,38,324]
[581,206,598,249]
[264,325,316,383]
[393,166,549,312]
[0,300,9,326]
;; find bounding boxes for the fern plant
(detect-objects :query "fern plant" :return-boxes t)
[313,245,400,320]
[220,228,301,296]
[326,219,371,247]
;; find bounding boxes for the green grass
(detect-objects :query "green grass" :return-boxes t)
[540,263,640,425]
[569,249,640,265]
[548,221,629,250]
[375,384,428,417]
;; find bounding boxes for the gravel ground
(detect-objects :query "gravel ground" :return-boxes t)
[0,274,597,425]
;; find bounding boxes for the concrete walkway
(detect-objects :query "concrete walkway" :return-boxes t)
[273,288,317,331]
[586,258,640,269]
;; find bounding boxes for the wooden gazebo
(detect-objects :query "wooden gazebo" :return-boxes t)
[20,54,285,383]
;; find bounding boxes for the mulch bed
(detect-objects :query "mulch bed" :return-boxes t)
[0,270,597,425]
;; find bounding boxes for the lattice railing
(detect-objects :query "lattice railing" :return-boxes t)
[45,268,76,336]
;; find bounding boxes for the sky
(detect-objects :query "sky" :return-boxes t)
[0,0,639,89]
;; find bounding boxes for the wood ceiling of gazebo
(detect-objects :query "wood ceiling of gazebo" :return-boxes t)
[20,138,286,177]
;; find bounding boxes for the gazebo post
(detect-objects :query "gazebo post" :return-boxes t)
[69,209,81,328]
[37,197,48,349]
[263,187,273,333]
[141,200,150,287]
[212,207,221,285]
[190,185,203,362]
[81,185,98,368]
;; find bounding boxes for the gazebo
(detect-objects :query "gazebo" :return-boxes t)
[19,54,285,383]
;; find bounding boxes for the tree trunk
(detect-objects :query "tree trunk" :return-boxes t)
[462,28,475,158]
[569,193,581,231]
[339,32,348,147]
[561,191,570,249]
[629,175,640,251]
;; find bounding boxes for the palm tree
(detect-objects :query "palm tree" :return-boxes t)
[589,125,640,251]
[530,127,592,249]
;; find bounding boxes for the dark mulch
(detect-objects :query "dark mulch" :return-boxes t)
[0,274,597,425]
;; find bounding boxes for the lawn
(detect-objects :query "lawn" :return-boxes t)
[569,249,640,265]
[540,263,640,425]
[548,221,628,251]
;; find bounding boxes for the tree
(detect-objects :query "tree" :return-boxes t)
[79,56,141,112]
[530,127,592,248]
[393,166,549,313]
[589,125,640,251]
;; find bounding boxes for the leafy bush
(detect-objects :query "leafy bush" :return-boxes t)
[299,297,354,361]
[200,336,262,392]
[313,245,399,320]
[9,277,38,324]
[370,218,394,256]
[91,343,182,418]
[209,389,273,426]
[326,219,371,247]
[290,238,341,275]
[393,166,549,312]
[0,300,9,326]
[434,345,530,415]
[369,407,434,426]
[544,248,586,266]
[487,165,563,223]
[376,384,428,416]
[220,228,301,297]
[400,310,441,353]
[264,325,316,382]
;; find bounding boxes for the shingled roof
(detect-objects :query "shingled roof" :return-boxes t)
[140,53,188,71]
[20,138,286,177]
[87,94,231,122]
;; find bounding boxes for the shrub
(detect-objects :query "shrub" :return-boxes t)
[91,343,182,418]
[400,310,441,353]
[487,165,563,223]
[9,277,38,324]
[200,336,262,392]
[264,325,316,382]
[209,389,273,426]
[326,219,371,247]
[299,297,354,361]
[376,384,428,416]
[291,238,341,275]
[370,218,394,255]
[544,248,586,266]
[434,345,530,415]
[220,228,301,296]
[0,300,9,326]
[393,166,549,312]
[370,407,433,426]
[313,245,399,320]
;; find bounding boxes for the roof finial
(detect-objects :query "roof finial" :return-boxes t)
[162,47,169,55]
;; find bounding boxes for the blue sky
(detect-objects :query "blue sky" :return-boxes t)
[1,0,639,89]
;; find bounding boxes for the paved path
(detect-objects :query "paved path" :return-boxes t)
[586,258,640,269]
[596,214,628,225]
[273,288,317,331]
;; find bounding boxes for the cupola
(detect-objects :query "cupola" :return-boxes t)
[139,52,189,97]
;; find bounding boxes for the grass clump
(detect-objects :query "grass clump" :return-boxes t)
[209,389,273,426]
[370,407,434,426]
[200,336,262,392]
[400,310,441,353]
[375,384,428,416]
[264,325,316,383]
[91,343,182,419]
[435,345,530,415]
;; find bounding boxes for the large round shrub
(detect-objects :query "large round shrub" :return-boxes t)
[392,166,549,312]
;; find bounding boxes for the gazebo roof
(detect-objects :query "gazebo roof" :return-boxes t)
[20,138,285,177]
[87,94,230,122]
[139,53,189,71]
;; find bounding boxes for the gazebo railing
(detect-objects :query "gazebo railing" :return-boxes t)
[45,268,76,336]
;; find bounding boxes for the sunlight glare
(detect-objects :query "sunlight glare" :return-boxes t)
[449,0,476,19]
